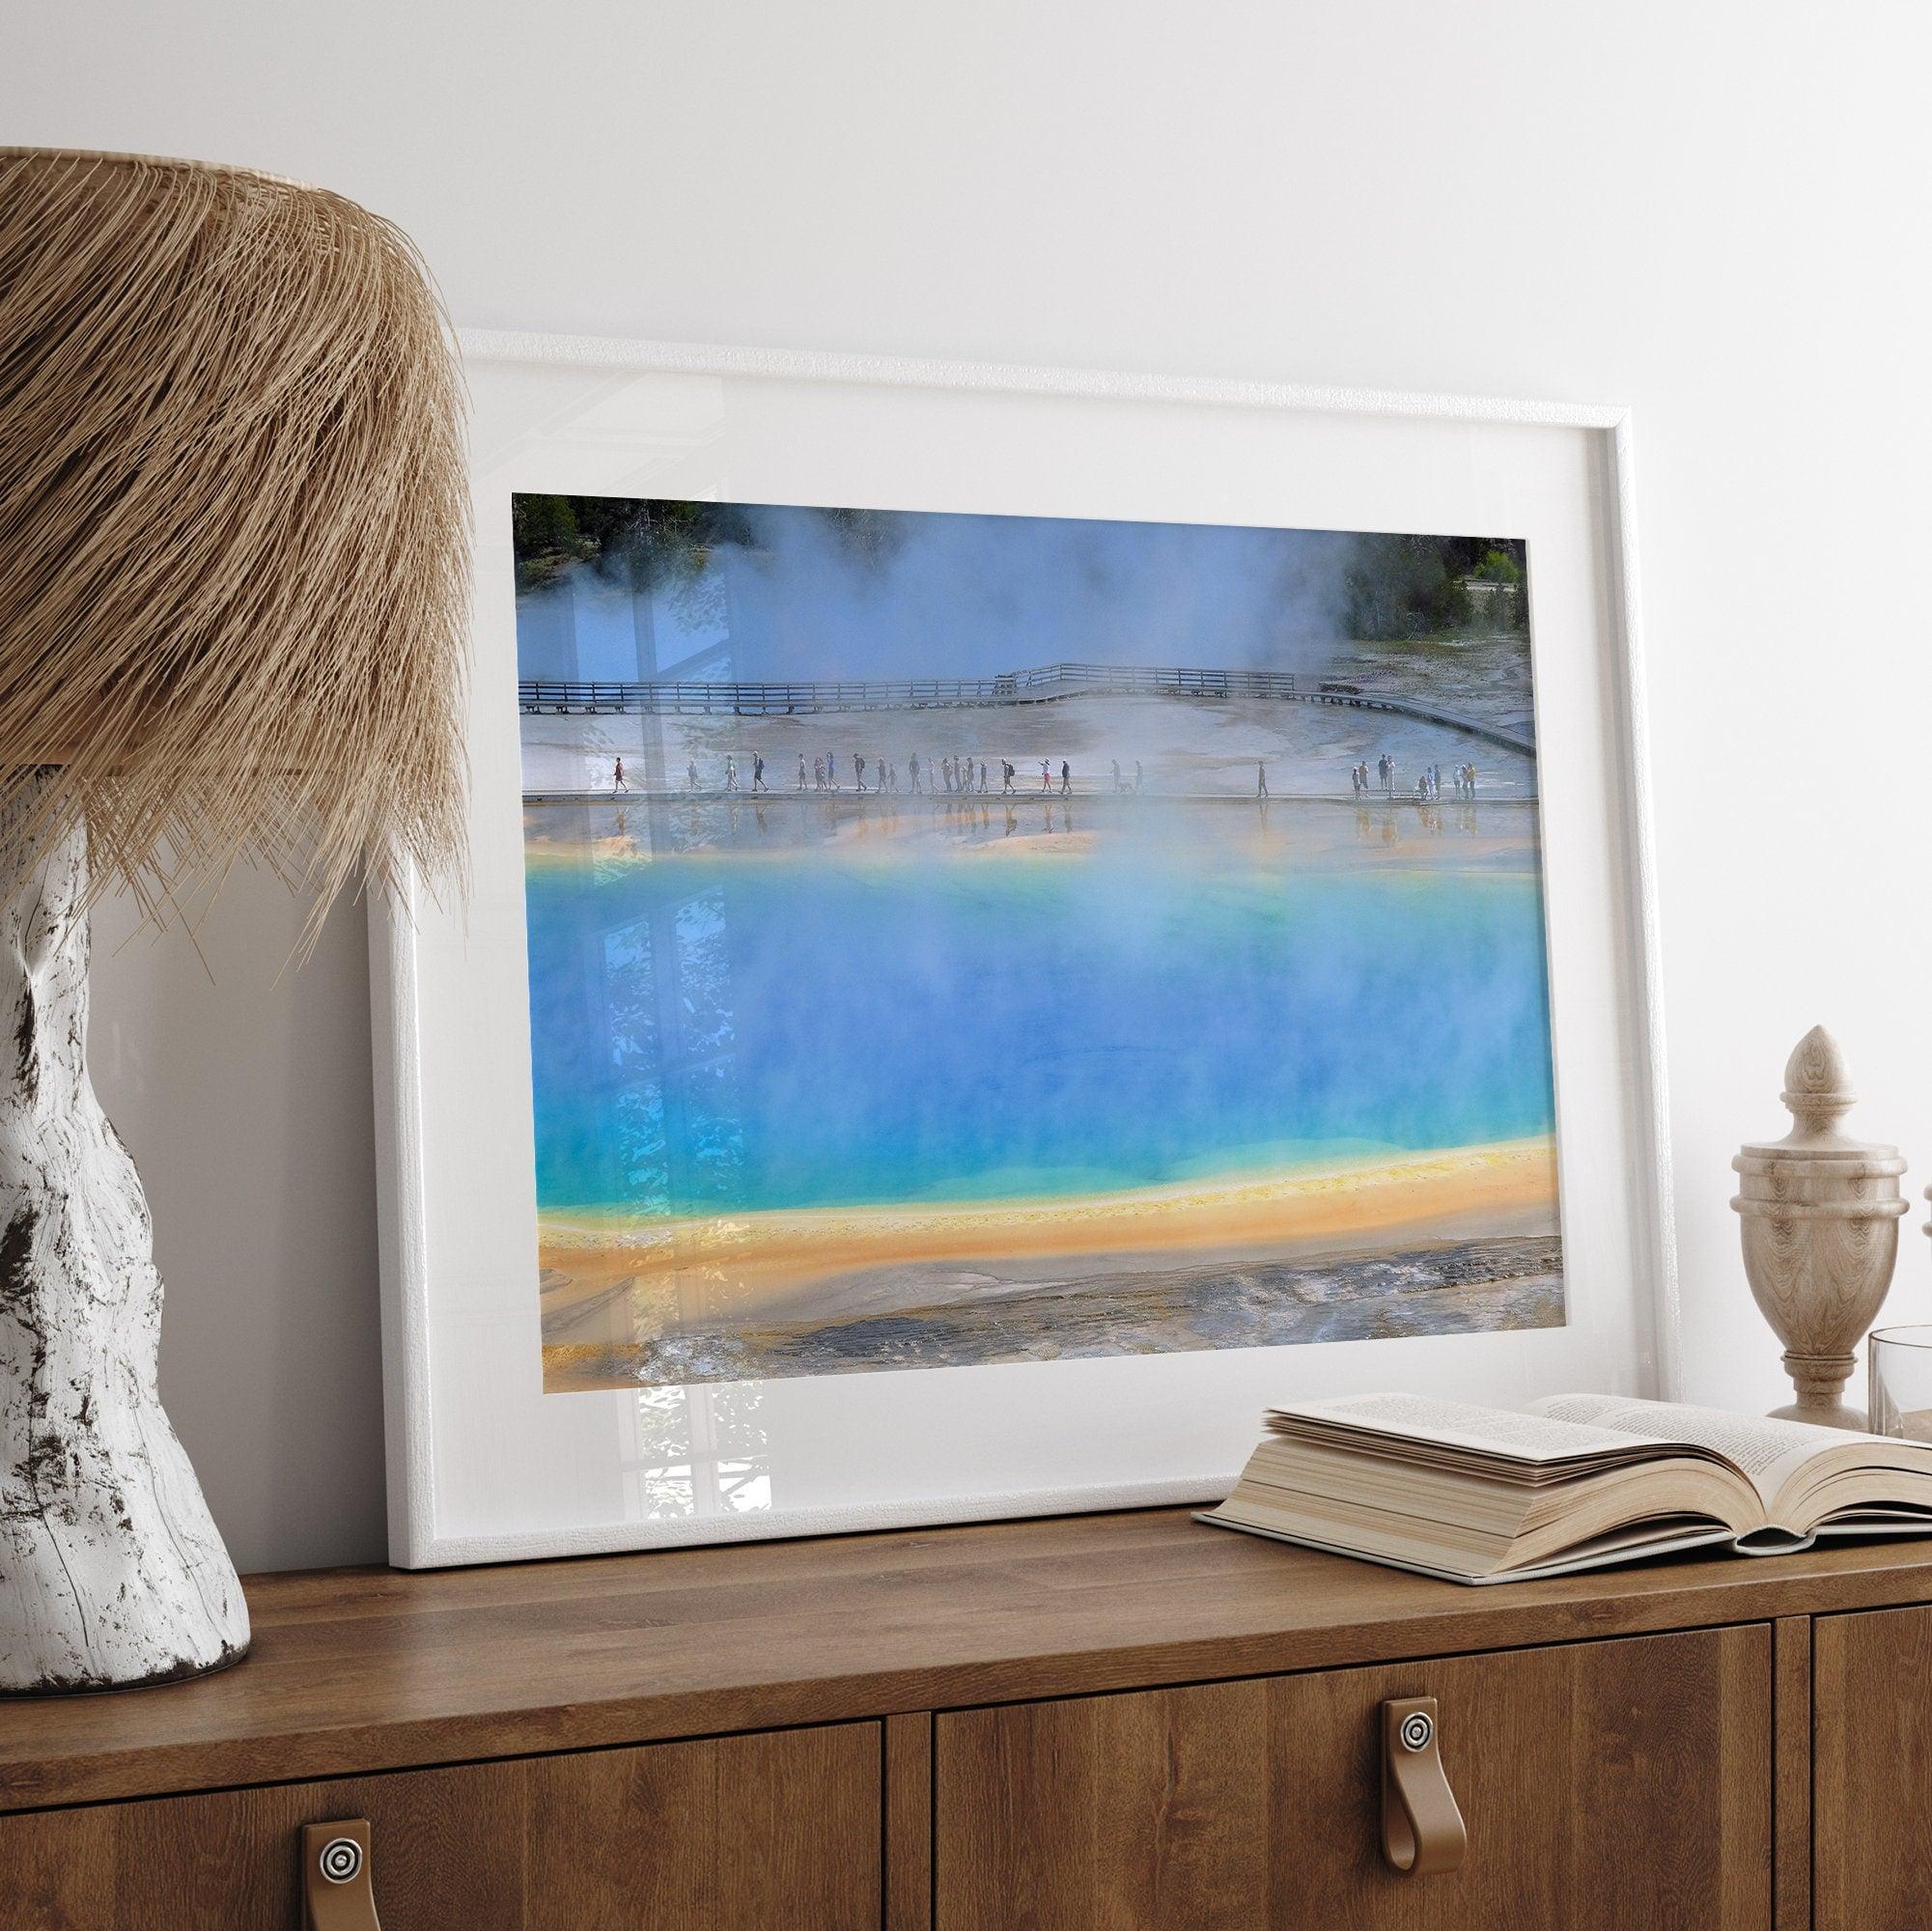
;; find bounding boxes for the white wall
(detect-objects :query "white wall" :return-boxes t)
[11,0,1930,1572]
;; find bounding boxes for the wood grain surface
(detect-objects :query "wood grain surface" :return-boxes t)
[0,1722,879,1929]
[937,1624,1772,1928]
[4,1506,1932,1813]
[1813,1602,1932,1931]
[885,1711,935,1931]
[1774,1615,1812,1931]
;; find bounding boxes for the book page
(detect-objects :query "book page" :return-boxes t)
[1272,1392,1667,1463]
[1528,1394,1845,1507]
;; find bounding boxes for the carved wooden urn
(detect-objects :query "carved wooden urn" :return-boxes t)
[1731,1026,1907,1430]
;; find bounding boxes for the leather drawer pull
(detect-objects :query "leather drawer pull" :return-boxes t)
[302,1820,382,1929]
[1380,1697,1467,1876]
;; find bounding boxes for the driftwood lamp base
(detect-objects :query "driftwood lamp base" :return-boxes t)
[0,805,248,1693]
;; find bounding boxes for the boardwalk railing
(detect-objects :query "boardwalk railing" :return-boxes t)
[517,660,1534,756]
[518,661,1301,717]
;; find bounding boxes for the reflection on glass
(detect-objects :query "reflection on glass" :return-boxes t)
[621,1384,770,1520]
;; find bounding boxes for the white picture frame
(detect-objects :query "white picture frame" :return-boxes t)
[371,332,1676,1568]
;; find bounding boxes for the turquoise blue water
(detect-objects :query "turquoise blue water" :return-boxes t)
[523,802,1557,1220]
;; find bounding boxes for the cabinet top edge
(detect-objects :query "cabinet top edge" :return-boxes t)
[5,1505,1932,1811]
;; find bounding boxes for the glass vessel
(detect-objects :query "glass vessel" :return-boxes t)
[1866,1326,1932,1440]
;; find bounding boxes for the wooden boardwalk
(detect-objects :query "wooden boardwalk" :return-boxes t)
[523,787,1537,807]
[518,660,1536,757]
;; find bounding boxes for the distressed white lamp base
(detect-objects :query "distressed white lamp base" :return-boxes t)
[0,813,248,1693]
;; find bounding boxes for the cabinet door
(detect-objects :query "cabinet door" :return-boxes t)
[937,1626,1771,1930]
[1814,1603,1932,1931]
[0,1721,880,1930]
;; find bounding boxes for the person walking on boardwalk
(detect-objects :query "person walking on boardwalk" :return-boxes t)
[1256,759,1269,798]
[1111,759,1123,793]
[724,755,738,792]
[798,754,808,790]
[826,752,836,790]
[753,753,768,793]
[909,752,922,794]
[978,760,989,795]
[1134,760,1144,794]
[1001,759,1016,795]
[1466,763,1477,798]
[686,758,700,792]
[1060,760,1073,797]
[613,756,629,795]
[854,754,867,793]
[1041,758,1052,793]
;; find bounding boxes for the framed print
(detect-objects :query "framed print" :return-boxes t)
[371,335,1676,1566]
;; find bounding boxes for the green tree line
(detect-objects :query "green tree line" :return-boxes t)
[1343,534,1526,638]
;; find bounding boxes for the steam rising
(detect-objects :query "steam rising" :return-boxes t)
[518,500,1357,685]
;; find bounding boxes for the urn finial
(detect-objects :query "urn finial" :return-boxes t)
[1733,1024,1907,1430]
[1779,1024,1856,1143]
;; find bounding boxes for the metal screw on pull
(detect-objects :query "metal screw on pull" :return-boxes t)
[1397,1709,1434,1752]
[319,1837,363,1884]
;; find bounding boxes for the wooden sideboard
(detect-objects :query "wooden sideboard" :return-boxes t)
[4,1506,1932,1927]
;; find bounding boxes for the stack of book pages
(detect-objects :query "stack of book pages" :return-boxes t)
[1200,1392,1932,1583]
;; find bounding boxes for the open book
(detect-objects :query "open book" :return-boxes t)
[1198,1392,1932,1583]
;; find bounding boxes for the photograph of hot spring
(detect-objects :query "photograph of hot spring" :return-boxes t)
[515,494,1562,1393]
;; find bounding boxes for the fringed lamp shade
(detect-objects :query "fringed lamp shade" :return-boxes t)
[0,151,469,1693]
[0,148,468,919]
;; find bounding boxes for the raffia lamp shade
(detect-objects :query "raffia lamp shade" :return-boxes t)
[0,150,469,1691]
[0,149,468,913]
